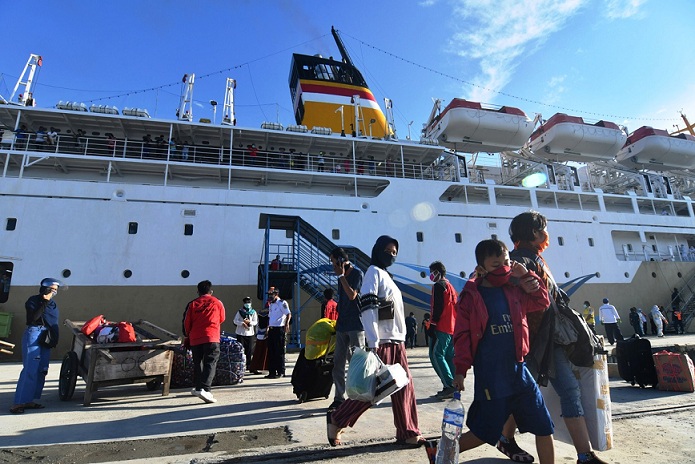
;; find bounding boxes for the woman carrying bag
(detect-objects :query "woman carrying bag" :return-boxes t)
[327,235,424,447]
[10,278,61,414]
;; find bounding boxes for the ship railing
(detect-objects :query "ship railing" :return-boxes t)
[2,133,455,183]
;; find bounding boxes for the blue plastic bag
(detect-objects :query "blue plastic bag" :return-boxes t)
[346,347,380,402]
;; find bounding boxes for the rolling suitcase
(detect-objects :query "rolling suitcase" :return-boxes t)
[616,336,658,388]
[291,348,334,403]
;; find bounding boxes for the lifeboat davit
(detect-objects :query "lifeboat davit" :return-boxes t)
[424,99,534,153]
[528,113,626,162]
[615,126,695,170]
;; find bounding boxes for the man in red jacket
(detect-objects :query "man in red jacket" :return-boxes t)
[427,261,459,399]
[183,280,226,403]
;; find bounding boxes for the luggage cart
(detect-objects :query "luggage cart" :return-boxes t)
[59,319,180,406]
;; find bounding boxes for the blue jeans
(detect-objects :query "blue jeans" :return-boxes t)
[429,330,454,389]
[14,326,51,404]
[332,330,365,402]
[549,345,583,418]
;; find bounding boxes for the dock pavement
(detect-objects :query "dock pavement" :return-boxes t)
[2,334,695,463]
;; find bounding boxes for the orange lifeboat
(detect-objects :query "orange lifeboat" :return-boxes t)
[529,113,626,162]
[423,99,534,153]
[616,126,695,170]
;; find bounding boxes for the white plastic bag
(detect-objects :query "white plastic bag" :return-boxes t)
[346,347,380,402]
[373,362,410,405]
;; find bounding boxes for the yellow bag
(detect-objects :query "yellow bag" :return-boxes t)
[305,318,336,360]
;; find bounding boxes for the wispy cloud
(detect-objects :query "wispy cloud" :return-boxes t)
[446,0,586,102]
[605,0,648,19]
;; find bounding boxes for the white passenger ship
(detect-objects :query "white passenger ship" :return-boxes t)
[1,28,694,357]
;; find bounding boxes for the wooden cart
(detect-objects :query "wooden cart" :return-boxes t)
[59,319,180,406]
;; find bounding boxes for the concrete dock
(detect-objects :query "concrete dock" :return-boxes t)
[2,334,695,463]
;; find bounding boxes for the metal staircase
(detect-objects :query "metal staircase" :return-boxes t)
[258,214,369,347]
[667,271,695,333]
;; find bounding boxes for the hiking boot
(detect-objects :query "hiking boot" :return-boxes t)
[496,437,535,462]
[198,389,217,403]
[577,451,608,464]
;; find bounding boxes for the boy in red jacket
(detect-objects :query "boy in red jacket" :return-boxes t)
[184,280,226,403]
[453,239,554,463]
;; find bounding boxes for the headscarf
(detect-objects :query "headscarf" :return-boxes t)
[370,235,399,269]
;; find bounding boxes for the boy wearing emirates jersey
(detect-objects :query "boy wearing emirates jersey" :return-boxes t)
[453,239,554,463]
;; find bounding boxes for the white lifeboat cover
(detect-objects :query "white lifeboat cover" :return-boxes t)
[424,99,533,153]
[616,126,695,170]
[528,113,626,162]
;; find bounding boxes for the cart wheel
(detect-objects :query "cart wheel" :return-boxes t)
[59,351,78,401]
[146,379,162,391]
[298,391,308,403]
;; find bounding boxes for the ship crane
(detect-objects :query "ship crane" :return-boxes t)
[672,111,695,136]
[5,54,42,106]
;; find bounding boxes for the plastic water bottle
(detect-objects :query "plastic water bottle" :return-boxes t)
[434,391,464,464]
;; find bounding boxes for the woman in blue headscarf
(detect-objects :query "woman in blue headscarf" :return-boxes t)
[327,235,424,447]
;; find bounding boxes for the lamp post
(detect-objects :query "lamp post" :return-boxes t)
[210,100,218,124]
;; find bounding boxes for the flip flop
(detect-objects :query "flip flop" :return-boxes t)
[326,411,343,446]
[396,435,427,448]
[9,405,25,414]
[23,403,45,409]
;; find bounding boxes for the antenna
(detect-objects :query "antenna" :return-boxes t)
[8,54,42,106]
[331,26,354,66]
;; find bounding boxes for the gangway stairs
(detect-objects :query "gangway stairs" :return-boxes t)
[257,214,369,347]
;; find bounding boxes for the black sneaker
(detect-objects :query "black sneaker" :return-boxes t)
[577,451,608,464]
[496,437,535,463]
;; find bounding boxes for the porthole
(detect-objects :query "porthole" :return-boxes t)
[624,272,630,278]
[564,272,570,278]
[678,272,683,278]
[651,272,657,278]
[181,270,190,278]
[124,269,133,278]
[62,269,71,278]
[595,272,601,278]
[361,203,369,210]
[420,271,426,278]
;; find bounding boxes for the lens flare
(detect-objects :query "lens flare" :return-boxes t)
[521,172,547,188]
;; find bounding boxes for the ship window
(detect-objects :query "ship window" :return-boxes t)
[62,269,71,278]
[626,244,633,252]
[678,272,683,278]
[557,237,564,246]
[491,234,498,240]
[124,269,133,278]
[181,270,190,278]
[624,272,630,278]
[6,218,16,231]
[588,238,594,247]
[564,272,570,278]
[184,224,193,236]
[651,272,657,278]
[416,232,424,242]
[128,222,138,234]
[332,229,340,240]
[652,244,657,252]
[0,262,13,304]
[455,233,462,243]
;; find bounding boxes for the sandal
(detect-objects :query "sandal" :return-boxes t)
[23,402,45,409]
[9,405,25,414]
[397,435,427,448]
[326,411,343,446]
[496,437,535,463]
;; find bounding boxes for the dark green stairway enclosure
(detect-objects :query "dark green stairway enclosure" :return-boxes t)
[257,214,369,347]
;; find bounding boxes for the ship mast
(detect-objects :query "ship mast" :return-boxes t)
[331,26,354,66]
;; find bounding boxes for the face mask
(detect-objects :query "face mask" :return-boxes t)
[244,303,251,309]
[379,250,397,268]
[429,272,439,282]
[485,265,512,287]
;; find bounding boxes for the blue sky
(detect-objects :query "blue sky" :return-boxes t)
[2,0,694,138]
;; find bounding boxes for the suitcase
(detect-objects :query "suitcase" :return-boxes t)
[291,348,334,403]
[653,350,695,392]
[615,336,658,388]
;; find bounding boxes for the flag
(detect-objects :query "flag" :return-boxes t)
[37,56,43,67]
